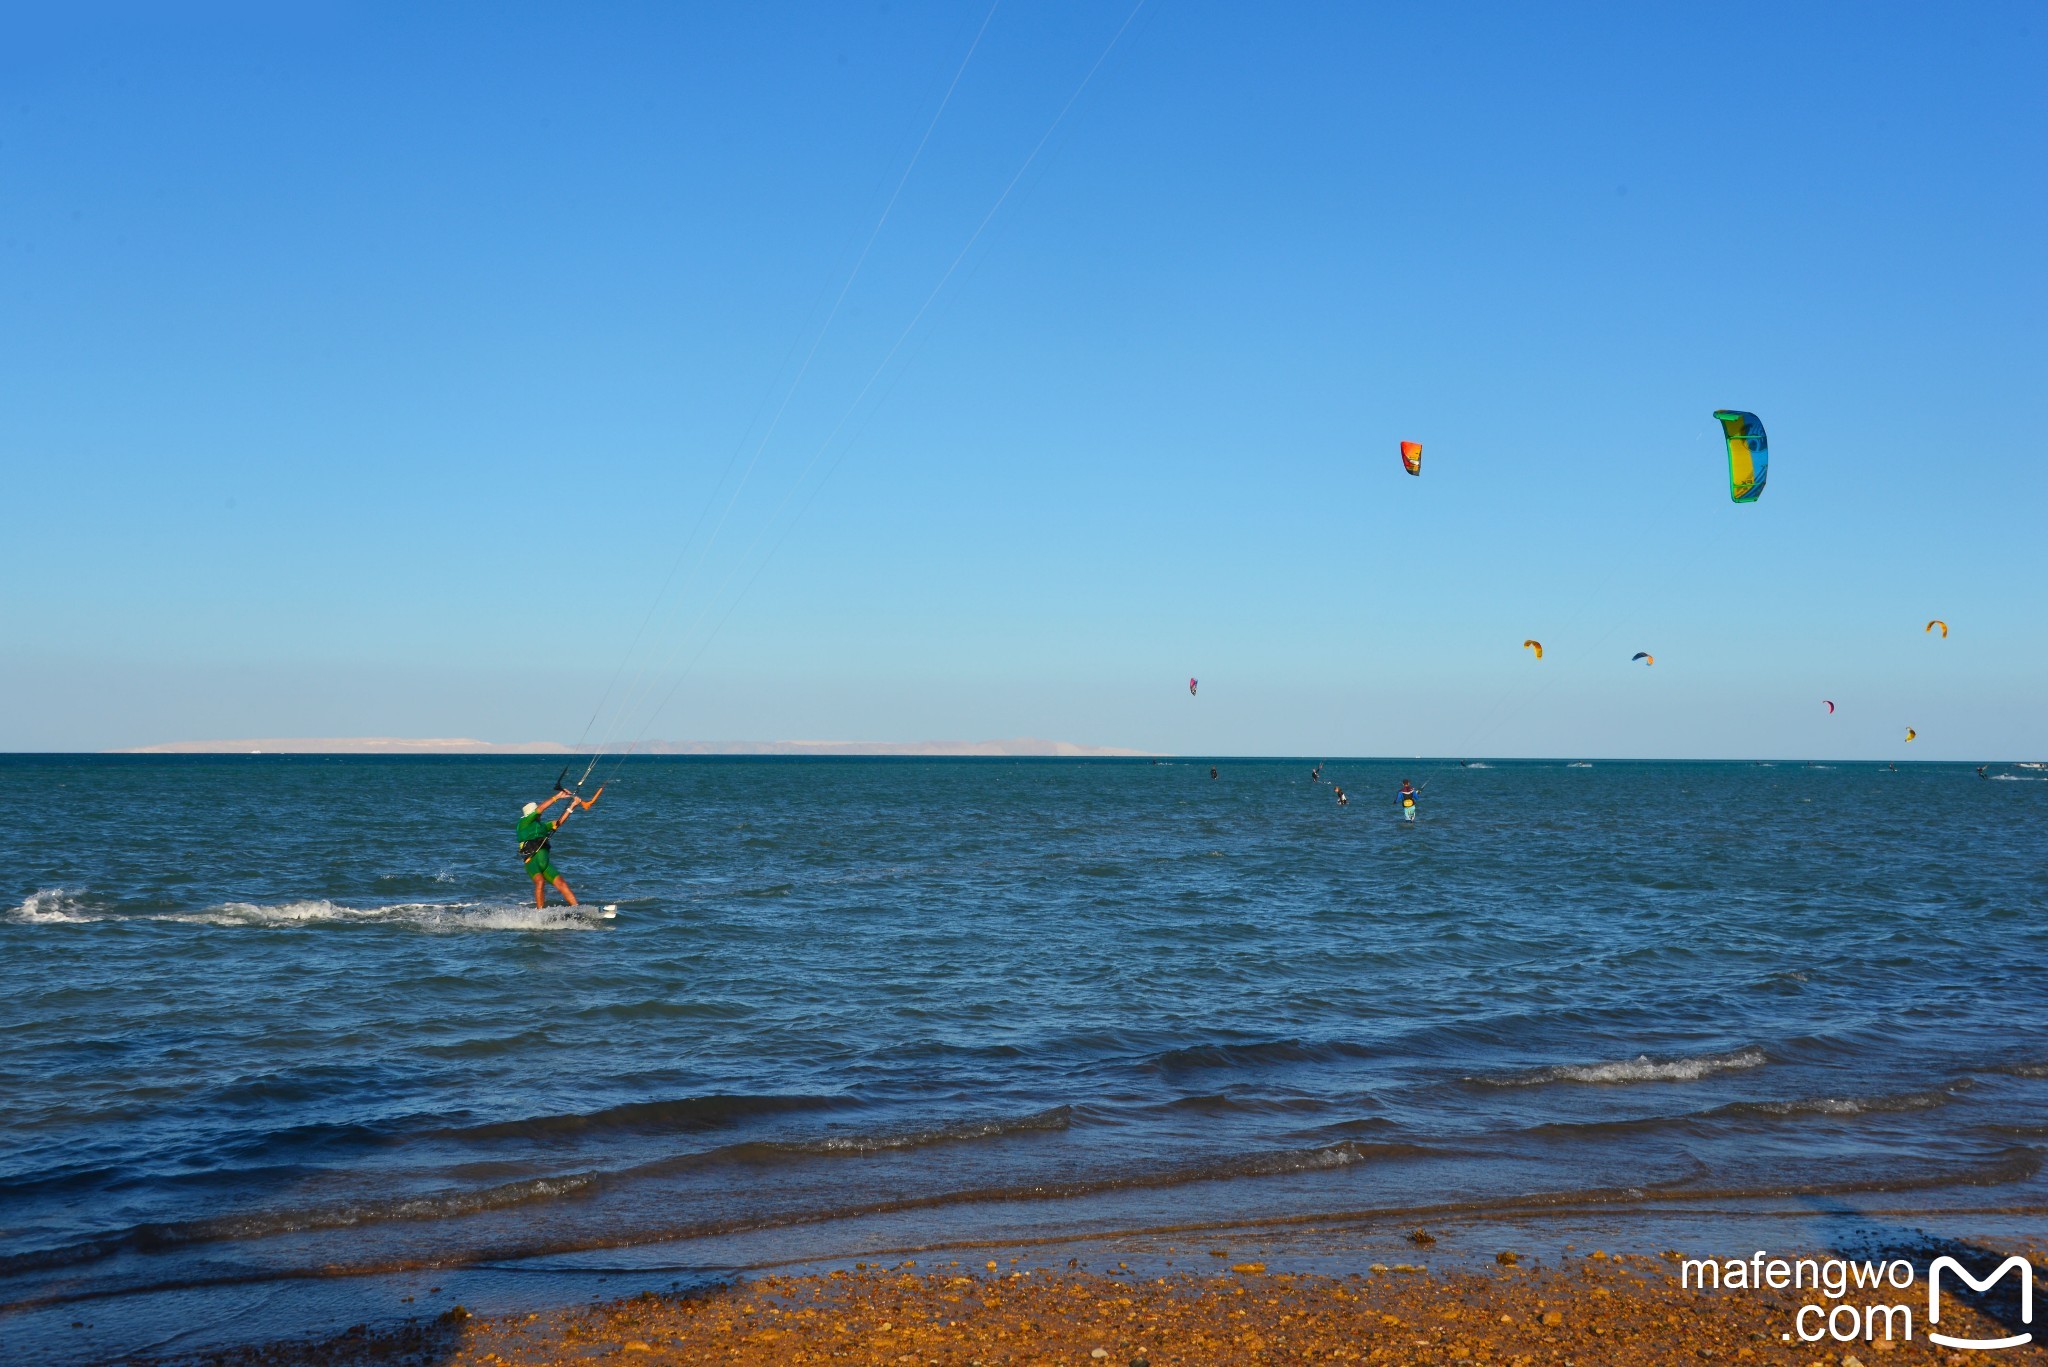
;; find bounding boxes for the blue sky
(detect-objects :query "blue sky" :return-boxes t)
[4,2,2042,758]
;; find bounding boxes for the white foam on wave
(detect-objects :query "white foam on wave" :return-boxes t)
[1480,1047,1767,1087]
[1992,774,2044,782]
[8,889,105,924]
[1567,762,1593,769]
[169,900,602,932]
[1739,1090,1946,1118]
[11,889,601,931]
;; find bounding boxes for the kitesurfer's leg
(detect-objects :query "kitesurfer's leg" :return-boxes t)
[550,876,578,907]
[532,873,547,909]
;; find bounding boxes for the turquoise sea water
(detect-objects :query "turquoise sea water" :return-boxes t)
[4,755,2046,1361]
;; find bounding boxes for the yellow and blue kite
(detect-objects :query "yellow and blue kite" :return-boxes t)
[1714,409,1768,503]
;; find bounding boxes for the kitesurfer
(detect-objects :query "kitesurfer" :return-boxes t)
[1977,766,1989,779]
[518,787,602,908]
[1400,779,1418,822]
[1210,766,1219,780]
[1334,785,1348,807]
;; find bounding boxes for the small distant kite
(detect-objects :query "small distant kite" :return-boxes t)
[1824,700,1836,714]
[1905,727,1918,743]
[1400,440,1423,476]
[1188,678,1198,696]
[1713,409,1768,503]
[1926,620,1948,638]
[1523,639,1543,661]
[1631,652,1654,666]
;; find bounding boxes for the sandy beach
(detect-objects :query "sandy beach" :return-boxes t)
[149,1240,2048,1367]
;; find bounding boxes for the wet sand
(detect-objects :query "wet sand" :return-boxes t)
[162,1245,2048,1366]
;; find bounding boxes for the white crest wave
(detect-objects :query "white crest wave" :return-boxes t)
[9,891,600,932]
[1478,1047,1767,1087]
[8,889,104,923]
[171,900,602,932]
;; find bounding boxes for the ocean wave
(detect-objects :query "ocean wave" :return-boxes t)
[0,1105,1071,1277]
[653,1107,1076,1170]
[1151,1039,1374,1072]
[0,1172,600,1277]
[1521,1084,1962,1143]
[168,899,602,932]
[1471,1047,1767,1087]
[17,1146,2035,1313]
[583,1106,1083,1186]
[0,1136,1444,1296]
[7,893,605,932]
[1987,1060,2048,1079]
[1714,1088,1952,1119]
[1215,1138,1426,1178]
[707,1134,1438,1211]
[1567,762,1593,768]
[1158,1093,1344,1118]
[1992,774,2044,782]
[438,1093,858,1143]
[782,1105,1073,1155]
[7,889,102,923]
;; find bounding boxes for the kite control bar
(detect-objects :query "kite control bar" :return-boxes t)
[551,766,605,813]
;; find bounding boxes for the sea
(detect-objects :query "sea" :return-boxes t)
[4,754,2046,1362]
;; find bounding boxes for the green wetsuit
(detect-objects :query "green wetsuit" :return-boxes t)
[517,812,560,881]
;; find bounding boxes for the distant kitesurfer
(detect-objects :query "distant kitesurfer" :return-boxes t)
[1334,785,1348,807]
[1210,766,1219,780]
[1400,779,1417,822]
[517,787,602,908]
[1977,765,1988,779]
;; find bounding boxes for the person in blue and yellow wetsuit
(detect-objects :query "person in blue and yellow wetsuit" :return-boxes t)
[1399,779,1418,822]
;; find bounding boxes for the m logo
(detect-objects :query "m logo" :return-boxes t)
[1928,1255,2035,1351]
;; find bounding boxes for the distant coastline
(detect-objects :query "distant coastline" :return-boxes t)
[111,736,1153,757]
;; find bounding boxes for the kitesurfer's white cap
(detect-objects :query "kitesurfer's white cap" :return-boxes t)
[522,802,538,816]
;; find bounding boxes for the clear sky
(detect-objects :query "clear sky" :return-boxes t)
[4,2,2042,758]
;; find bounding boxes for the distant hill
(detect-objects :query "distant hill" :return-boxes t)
[116,736,1151,757]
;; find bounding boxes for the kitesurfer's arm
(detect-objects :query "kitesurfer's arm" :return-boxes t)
[538,791,572,815]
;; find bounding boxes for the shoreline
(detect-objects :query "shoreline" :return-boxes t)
[132,1239,2048,1366]
[70,1202,2048,1366]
